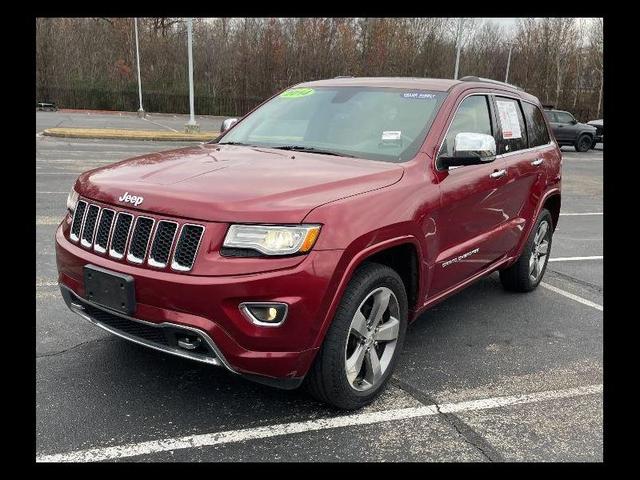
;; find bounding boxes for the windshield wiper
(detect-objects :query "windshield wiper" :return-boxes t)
[270,145,355,158]
[217,141,257,147]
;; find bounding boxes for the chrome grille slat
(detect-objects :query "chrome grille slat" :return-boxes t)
[171,224,205,272]
[94,209,115,254]
[68,199,205,272]
[148,221,178,268]
[109,212,134,260]
[70,200,87,242]
[80,204,100,248]
[126,216,155,264]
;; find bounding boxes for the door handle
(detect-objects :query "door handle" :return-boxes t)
[531,158,544,166]
[489,169,507,179]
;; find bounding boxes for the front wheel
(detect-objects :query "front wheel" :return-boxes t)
[305,262,408,410]
[500,209,553,292]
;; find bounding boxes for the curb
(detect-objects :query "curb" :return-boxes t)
[43,128,219,142]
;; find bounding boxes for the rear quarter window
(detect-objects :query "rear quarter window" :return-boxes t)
[522,102,551,147]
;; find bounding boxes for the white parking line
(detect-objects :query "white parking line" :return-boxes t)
[549,256,603,262]
[143,116,179,133]
[36,216,62,225]
[35,384,602,462]
[540,283,603,311]
[37,191,67,194]
[559,212,603,216]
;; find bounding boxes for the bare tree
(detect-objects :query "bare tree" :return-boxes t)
[35,17,604,120]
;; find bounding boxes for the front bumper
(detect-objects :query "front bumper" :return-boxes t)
[55,221,344,388]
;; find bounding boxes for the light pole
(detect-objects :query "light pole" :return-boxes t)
[505,42,513,83]
[454,18,463,80]
[134,18,144,117]
[185,18,199,133]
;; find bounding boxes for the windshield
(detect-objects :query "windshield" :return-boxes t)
[218,86,446,163]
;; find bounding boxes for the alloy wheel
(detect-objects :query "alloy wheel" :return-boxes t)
[344,287,400,392]
[529,220,550,282]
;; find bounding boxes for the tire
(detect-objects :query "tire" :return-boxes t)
[305,262,408,410]
[575,134,592,152]
[499,209,553,292]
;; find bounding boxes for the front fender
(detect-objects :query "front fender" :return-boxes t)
[309,233,424,350]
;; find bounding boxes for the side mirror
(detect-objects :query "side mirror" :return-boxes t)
[439,132,496,169]
[221,118,239,133]
[569,119,578,125]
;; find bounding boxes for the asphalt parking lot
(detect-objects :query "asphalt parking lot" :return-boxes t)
[36,111,603,462]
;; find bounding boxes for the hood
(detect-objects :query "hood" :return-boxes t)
[76,144,404,223]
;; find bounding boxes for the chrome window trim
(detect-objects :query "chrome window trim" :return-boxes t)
[69,200,88,242]
[80,204,101,248]
[93,208,116,254]
[496,141,554,160]
[61,285,237,373]
[170,223,205,272]
[148,220,179,269]
[434,91,553,171]
[108,212,134,260]
[239,302,289,327]
[126,216,155,264]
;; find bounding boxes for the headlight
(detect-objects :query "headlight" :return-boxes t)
[223,224,321,256]
[66,187,79,214]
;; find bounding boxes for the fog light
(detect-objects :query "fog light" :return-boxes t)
[239,302,288,327]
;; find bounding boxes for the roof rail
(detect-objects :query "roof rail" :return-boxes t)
[334,75,354,79]
[459,76,524,91]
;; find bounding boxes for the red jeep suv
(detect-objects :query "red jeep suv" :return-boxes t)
[56,76,562,409]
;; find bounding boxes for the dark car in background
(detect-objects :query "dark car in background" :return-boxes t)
[587,119,603,147]
[543,109,596,152]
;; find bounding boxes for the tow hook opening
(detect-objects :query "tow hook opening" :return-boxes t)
[177,335,202,351]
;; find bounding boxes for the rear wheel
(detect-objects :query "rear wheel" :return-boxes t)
[500,209,553,292]
[306,262,408,410]
[575,134,592,152]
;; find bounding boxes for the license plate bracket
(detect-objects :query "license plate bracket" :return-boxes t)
[83,264,136,315]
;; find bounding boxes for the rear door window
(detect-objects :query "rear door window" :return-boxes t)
[522,102,551,147]
[494,96,528,154]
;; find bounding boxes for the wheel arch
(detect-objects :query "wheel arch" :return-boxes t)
[507,189,561,266]
[310,235,423,351]
[543,193,561,231]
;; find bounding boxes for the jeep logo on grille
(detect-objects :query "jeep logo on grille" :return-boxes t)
[118,192,144,207]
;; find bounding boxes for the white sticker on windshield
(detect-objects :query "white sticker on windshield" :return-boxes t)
[401,92,436,99]
[496,100,522,139]
[382,131,402,141]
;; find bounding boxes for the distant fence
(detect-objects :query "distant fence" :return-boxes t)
[36,86,266,117]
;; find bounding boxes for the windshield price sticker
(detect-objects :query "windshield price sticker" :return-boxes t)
[496,100,522,139]
[401,92,436,99]
[382,131,402,141]
[280,88,315,98]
